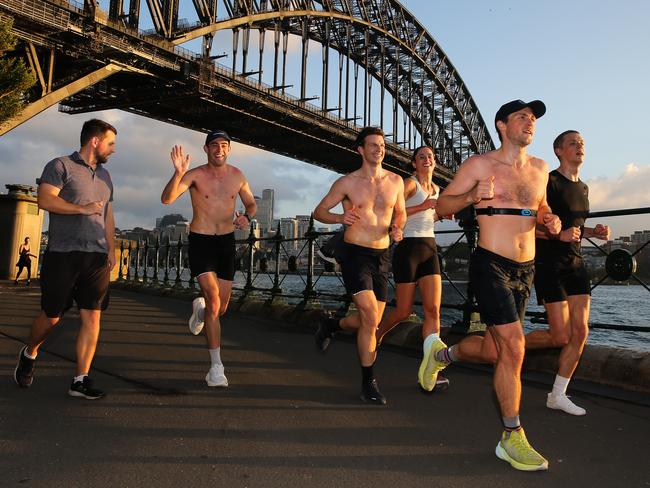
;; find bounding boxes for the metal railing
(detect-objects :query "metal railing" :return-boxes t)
[106,208,650,336]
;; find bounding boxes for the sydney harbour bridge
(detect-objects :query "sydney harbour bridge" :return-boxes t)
[0,0,494,181]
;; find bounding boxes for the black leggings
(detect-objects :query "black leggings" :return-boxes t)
[16,263,31,280]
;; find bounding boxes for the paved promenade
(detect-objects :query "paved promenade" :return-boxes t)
[1,282,648,487]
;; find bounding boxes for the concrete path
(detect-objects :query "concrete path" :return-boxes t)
[0,283,647,487]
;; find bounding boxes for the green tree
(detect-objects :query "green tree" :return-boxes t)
[0,18,36,123]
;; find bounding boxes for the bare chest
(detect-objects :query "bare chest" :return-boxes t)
[192,173,240,204]
[348,179,396,213]
[491,166,544,207]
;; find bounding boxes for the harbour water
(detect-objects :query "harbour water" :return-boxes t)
[232,273,650,352]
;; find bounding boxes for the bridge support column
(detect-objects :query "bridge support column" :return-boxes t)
[0,63,125,136]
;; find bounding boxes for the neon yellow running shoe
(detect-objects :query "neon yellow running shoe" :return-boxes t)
[418,338,448,392]
[495,429,549,471]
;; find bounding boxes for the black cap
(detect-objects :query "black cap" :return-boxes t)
[205,130,231,145]
[494,100,546,127]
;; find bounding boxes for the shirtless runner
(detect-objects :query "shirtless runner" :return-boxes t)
[313,126,406,405]
[161,130,256,387]
[434,100,561,471]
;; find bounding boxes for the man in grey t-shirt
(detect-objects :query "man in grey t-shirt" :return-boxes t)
[13,119,117,400]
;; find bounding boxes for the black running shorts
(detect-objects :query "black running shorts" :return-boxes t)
[40,251,110,318]
[392,237,441,283]
[336,241,389,302]
[469,247,534,326]
[188,232,236,281]
[534,255,590,304]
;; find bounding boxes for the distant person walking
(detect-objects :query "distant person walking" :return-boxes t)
[14,237,37,285]
[434,100,561,471]
[375,145,451,392]
[161,130,256,388]
[526,130,610,416]
[314,126,406,405]
[13,119,117,400]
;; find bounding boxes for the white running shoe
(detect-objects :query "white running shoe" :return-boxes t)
[206,364,228,387]
[546,393,586,416]
[189,297,205,335]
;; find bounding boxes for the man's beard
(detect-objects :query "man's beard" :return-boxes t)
[95,150,109,165]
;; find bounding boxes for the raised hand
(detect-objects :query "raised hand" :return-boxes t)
[560,226,581,242]
[80,201,103,216]
[543,213,562,235]
[171,145,191,175]
[472,176,494,203]
[342,205,361,225]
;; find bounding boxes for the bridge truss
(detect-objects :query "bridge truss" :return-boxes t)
[0,0,495,180]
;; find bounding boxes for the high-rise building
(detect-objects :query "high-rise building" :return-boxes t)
[280,217,298,251]
[255,189,275,234]
[296,214,311,239]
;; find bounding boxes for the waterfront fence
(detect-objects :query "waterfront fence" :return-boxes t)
[100,208,650,335]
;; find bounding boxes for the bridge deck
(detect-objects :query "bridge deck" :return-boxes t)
[0,283,647,487]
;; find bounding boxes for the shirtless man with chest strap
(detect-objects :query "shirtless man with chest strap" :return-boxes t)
[434,100,561,471]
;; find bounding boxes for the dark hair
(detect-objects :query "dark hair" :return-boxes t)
[494,113,509,143]
[495,125,503,143]
[80,119,117,147]
[354,126,384,148]
[411,145,436,163]
[553,130,579,151]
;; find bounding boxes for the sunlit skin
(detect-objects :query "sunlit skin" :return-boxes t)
[314,133,406,367]
[526,131,610,383]
[436,106,561,419]
[161,136,257,350]
[376,147,446,343]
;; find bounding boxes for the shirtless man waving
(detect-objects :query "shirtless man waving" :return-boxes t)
[434,100,561,471]
[314,126,406,405]
[161,130,256,387]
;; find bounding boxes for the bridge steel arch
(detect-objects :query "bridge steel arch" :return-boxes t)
[0,0,494,181]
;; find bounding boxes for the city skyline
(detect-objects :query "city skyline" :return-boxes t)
[129,205,650,248]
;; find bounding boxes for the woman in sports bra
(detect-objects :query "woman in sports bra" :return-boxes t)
[376,146,450,392]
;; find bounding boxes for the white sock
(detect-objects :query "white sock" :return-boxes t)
[74,374,88,383]
[552,375,570,397]
[209,348,222,367]
[423,333,439,355]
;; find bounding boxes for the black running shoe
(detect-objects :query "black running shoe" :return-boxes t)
[315,315,336,352]
[360,378,387,405]
[14,346,35,388]
[68,376,105,400]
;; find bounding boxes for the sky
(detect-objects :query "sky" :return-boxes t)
[1,0,649,241]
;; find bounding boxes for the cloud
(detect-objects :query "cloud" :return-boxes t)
[0,107,339,230]
[5,107,647,242]
[584,164,650,239]
[587,164,650,210]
